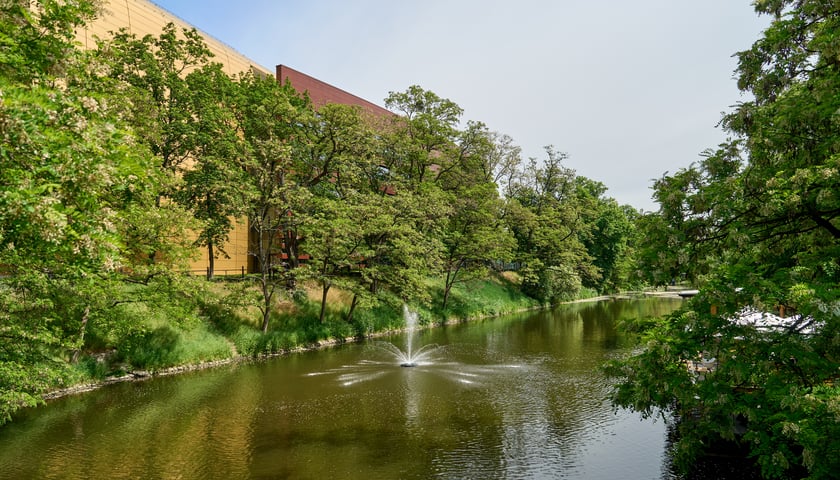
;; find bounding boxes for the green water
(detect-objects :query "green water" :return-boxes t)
[0,298,688,479]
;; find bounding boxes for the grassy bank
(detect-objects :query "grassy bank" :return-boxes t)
[188,271,540,359]
[30,271,540,406]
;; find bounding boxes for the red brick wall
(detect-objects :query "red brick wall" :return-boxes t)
[276,64,393,117]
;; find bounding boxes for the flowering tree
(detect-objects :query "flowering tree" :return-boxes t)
[607,2,840,477]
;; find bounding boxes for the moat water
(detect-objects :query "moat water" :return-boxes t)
[0,297,757,479]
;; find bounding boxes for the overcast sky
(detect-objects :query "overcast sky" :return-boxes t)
[151,0,769,211]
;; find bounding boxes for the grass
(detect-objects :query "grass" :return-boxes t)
[59,271,540,390]
[2,268,620,426]
[424,271,539,323]
[119,322,233,369]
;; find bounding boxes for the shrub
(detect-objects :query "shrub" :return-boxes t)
[521,262,581,304]
[119,324,232,369]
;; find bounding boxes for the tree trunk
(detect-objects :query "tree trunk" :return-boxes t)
[442,269,454,310]
[346,294,359,324]
[319,281,330,323]
[260,269,273,333]
[283,218,299,291]
[442,284,452,310]
[207,242,215,280]
[255,211,273,333]
[71,305,90,364]
[442,260,465,310]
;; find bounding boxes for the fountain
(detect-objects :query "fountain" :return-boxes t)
[373,341,442,368]
[305,305,521,388]
[403,304,418,366]
[375,305,440,367]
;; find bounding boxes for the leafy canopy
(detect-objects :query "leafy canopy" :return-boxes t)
[608,2,840,478]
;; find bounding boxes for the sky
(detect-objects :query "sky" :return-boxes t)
[151,0,770,211]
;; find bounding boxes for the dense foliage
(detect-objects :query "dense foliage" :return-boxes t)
[1,0,640,425]
[608,2,840,478]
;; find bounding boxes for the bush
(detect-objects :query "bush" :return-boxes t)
[255,331,298,355]
[352,300,404,335]
[70,355,116,379]
[230,328,262,357]
[119,323,232,369]
[521,262,581,304]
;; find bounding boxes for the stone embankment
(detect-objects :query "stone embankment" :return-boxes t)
[42,358,239,400]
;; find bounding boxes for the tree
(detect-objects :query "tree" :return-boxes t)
[484,132,523,197]
[328,145,447,323]
[0,0,98,83]
[435,123,516,309]
[301,188,440,326]
[176,63,246,279]
[94,21,213,272]
[303,195,365,323]
[102,22,213,178]
[231,72,313,332]
[358,186,446,306]
[0,0,162,424]
[607,3,840,477]
[294,103,382,323]
[383,85,463,185]
[506,147,595,302]
[382,87,519,311]
[575,177,638,293]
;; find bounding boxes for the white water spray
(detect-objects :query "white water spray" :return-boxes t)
[402,304,419,366]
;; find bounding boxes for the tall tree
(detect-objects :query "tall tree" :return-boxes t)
[383,87,518,310]
[506,147,595,303]
[303,195,364,324]
[484,132,523,197]
[575,177,638,293]
[353,185,446,317]
[95,22,210,271]
[0,0,98,83]
[176,63,246,279]
[232,72,313,332]
[383,85,463,185]
[435,122,516,309]
[294,103,381,323]
[102,22,213,179]
[608,3,840,478]
[0,0,160,423]
[328,129,447,322]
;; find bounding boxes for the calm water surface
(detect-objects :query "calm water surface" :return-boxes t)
[0,298,709,479]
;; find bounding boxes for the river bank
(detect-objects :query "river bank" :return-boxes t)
[40,288,691,402]
[2,297,692,480]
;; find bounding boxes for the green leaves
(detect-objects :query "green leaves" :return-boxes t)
[0,79,147,276]
[503,146,635,301]
[612,1,840,477]
[104,22,214,174]
[0,0,98,83]
[0,1,211,423]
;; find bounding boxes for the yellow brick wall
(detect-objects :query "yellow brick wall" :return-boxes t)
[78,0,265,275]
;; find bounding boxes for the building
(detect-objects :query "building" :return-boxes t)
[277,65,392,117]
[78,0,391,276]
